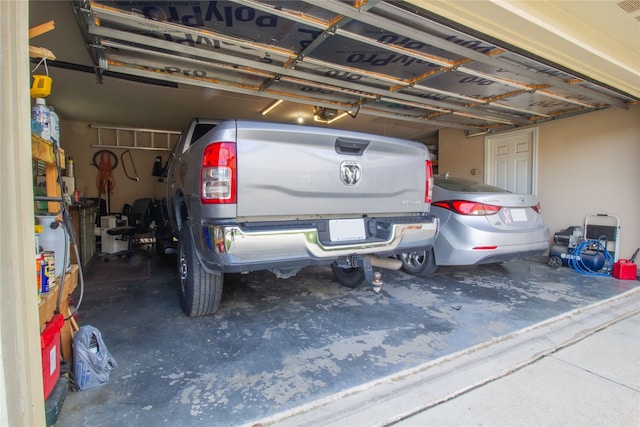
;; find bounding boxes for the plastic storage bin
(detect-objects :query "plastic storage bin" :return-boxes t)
[41,314,64,399]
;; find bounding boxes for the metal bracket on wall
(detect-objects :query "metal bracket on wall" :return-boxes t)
[89,124,181,152]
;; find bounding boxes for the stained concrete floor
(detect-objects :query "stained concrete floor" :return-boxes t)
[56,252,639,426]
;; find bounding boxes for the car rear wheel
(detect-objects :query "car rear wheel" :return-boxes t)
[178,221,223,317]
[331,262,365,288]
[398,247,438,276]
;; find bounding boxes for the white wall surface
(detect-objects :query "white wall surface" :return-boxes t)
[538,106,639,259]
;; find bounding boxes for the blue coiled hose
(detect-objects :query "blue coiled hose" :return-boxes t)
[568,239,614,276]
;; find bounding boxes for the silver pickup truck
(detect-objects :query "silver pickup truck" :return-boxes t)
[166,119,438,316]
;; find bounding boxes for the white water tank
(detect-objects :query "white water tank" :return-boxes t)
[32,98,51,141]
[49,105,60,148]
[36,215,70,277]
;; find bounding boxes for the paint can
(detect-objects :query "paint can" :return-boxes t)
[42,251,56,292]
[36,254,43,302]
[41,252,50,294]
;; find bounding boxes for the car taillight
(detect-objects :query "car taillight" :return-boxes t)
[424,160,433,203]
[433,200,501,216]
[532,203,541,213]
[201,142,236,204]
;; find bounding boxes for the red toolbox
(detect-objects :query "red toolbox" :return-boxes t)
[41,313,64,399]
[613,259,637,280]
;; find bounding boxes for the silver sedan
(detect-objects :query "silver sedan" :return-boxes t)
[398,175,550,276]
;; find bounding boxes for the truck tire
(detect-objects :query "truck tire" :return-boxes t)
[178,221,223,317]
[331,262,365,288]
[397,247,438,276]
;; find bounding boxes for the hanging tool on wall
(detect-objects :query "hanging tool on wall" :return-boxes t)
[152,155,164,177]
[29,21,56,97]
[94,150,117,214]
[121,149,139,182]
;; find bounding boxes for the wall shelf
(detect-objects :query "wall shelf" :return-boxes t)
[32,134,64,214]
[38,264,78,362]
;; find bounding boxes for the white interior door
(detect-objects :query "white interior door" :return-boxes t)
[485,128,537,194]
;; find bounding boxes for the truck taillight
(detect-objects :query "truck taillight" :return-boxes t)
[424,160,433,203]
[201,142,236,204]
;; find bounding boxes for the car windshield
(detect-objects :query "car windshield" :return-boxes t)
[435,176,507,193]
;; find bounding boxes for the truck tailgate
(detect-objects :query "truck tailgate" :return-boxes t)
[234,122,428,218]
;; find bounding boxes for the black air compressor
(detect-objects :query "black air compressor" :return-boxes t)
[548,226,606,272]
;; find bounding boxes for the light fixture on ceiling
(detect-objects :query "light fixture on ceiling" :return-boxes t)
[327,112,350,124]
[313,106,358,124]
[261,99,283,116]
[313,106,339,122]
[297,114,304,124]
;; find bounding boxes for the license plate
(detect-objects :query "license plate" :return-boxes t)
[329,219,366,242]
[511,208,528,222]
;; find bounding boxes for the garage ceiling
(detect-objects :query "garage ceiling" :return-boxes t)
[29,1,639,141]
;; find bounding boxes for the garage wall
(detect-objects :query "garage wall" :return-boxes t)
[59,121,170,214]
[538,106,640,259]
[437,128,485,179]
[438,105,640,260]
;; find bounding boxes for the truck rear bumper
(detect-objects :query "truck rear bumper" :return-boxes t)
[198,216,438,273]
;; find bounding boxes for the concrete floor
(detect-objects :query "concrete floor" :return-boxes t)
[55,252,639,426]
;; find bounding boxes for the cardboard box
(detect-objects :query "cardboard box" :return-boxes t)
[41,314,64,399]
[613,259,637,280]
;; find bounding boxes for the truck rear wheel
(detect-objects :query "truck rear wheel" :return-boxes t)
[331,262,365,288]
[178,221,223,317]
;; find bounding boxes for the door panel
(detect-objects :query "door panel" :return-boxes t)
[486,129,537,194]
[515,158,530,193]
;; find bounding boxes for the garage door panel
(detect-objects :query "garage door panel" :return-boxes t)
[75,0,638,136]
